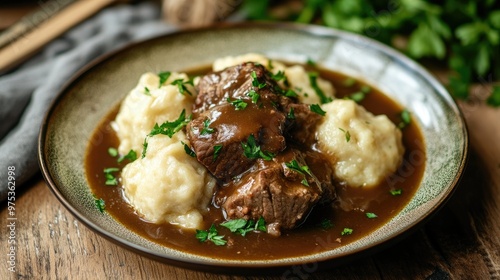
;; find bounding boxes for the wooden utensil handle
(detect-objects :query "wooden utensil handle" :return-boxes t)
[0,0,116,74]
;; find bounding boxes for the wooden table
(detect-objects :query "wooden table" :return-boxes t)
[2,74,500,279]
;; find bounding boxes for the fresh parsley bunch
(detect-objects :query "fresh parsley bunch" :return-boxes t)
[242,0,500,106]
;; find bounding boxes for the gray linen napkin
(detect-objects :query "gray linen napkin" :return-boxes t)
[0,2,175,201]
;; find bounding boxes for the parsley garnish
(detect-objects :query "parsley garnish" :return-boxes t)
[103,167,120,186]
[287,107,295,120]
[213,145,223,161]
[338,128,351,142]
[241,134,275,160]
[309,104,326,116]
[247,89,260,104]
[181,141,196,157]
[220,217,267,236]
[118,149,137,163]
[251,71,267,89]
[142,110,191,157]
[306,57,317,67]
[366,212,378,219]
[343,78,356,87]
[94,197,105,213]
[284,89,299,98]
[285,159,312,186]
[200,118,215,135]
[108,147,118,157]
[308,72,332,104]
[348,91,366,103]
[227,98,248,110]
[319,218,333,230]
[398,109,412,129]
[158,71,171,88]
[144,87,151,96]
[270,70,289,86]
[170,79,193,96]
[195,224,227,246]
[390,189,403,196]
[341,228,353,236]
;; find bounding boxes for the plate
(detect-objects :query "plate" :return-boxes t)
[38,22,468,271]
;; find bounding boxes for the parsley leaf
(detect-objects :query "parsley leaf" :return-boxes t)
[149,109,191,138]
[319,218,333,230]
[118,149,137,163]
[103,167,120,186]
[158,71,171,88]
[181,141,196,157]
[195,224,227,246]
[390,189,403,196]
[200,118,215,135]
[398,109,412,129]
[170,79,193,96]
[108,147,118,157]
[144,87,151,96]
[341,228,353,236]
[308,72,332,104]
[247,89,260,104]
[241,134,275,160]
[213,145,223,161]
[220,217,267,236]
[348,91,366,103]
[94,197,105,213]
[366,212,378,219]
[285,159,312,186]
[227,98,248,110]
[338,128,351,142]
[310,104,326,116]
[287,107,295,120]
[251,71,267,89]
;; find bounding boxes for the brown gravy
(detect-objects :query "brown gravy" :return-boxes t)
[85,67,425,260]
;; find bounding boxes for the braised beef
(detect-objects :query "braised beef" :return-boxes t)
[216,149,336,236]
[186,62,336,234]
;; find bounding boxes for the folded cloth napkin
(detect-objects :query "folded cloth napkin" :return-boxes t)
[0,2,175,201]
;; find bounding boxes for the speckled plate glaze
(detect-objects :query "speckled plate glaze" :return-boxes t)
[38,22,468,272]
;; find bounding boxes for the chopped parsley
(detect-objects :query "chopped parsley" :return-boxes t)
[149,109,191,138]
[103,167,120,186]
[181,141,196,157]
[94,197,105,213]
[310,104,326,116]
[220,217,267,236]
[144,87,151,96]
[366,212,378,219]
[117,149,137,163]
[360,85,371,94]
[285,159,312,186]
[107,147,118,157]
[241,134,275,160]
[200,118,215,135]
[341,228,353,236]
[170,78,193,96]
[319,218,334,230]
[213,145,223,161]
[348,91,367,103]
[398,109,412,129]
[308,72,332,104]
[284,89,299,98]
[142,109,191,157]
[270,70,289,86]
[338,128,351,142]
[227,98,248,110]
[287,107,295,120]
[251,71,267,89]
[343,78,356,87]
[247,89,260,104]
[195,224,227,246]
[158,71,171,87]
[390,189,403,196]
[306,58,317,66]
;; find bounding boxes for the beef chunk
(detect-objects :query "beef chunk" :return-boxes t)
[187,63,288,181]
[216,149,336,236]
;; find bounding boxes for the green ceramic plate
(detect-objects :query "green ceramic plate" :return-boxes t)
[38,22,468,271]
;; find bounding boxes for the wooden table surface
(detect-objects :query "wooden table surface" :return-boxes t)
[1,71,499,279]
